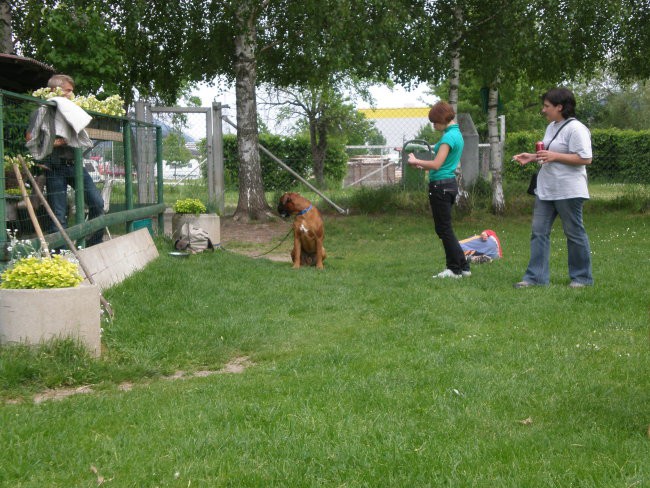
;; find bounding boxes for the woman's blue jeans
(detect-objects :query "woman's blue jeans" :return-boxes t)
[522,197,593,285]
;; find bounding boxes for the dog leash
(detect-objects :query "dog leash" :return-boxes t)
[250,227,294,258]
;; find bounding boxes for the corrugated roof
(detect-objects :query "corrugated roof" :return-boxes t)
[0,53,56,93]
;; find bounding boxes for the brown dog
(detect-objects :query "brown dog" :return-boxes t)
[277,192,326,269]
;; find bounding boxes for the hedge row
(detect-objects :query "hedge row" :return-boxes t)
[220,134,348,191]
[503,128,650,183]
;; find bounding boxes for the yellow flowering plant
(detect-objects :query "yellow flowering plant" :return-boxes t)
[31,87,126,116]
[0,255,83,289]
[173,198,207,214]
[4,154,35,173]
[1,230,83,289]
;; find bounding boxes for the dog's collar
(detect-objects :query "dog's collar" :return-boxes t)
[296,205,312,216]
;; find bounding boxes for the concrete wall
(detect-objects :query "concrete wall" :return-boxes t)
[77,228,159,291]
[457,113,479,186]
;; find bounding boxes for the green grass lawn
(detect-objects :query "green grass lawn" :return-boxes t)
[1,193,649,486]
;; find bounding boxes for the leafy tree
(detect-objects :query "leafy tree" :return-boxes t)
[163,132,192,175]
[187,0,417,220]
[10,1,123,95]
[272,82,384,188]
[404,0,624,213]
[612,1,650,81]
[573,77,650,130]
[10,0,200,107]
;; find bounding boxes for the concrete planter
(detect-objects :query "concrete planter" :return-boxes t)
[171,213,220,245]
[0,284,101,357]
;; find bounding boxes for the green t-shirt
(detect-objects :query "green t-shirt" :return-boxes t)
[429,124,464,182]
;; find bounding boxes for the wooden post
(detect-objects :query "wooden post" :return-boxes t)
[11,162,49,256]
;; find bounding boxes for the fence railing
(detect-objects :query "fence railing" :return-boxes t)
[0,89,165,260]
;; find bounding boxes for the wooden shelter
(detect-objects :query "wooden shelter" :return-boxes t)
[0,53,55,93]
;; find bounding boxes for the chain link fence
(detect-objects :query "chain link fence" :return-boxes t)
[1,90,163,255]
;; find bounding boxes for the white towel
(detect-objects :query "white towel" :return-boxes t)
[51,97,93,148]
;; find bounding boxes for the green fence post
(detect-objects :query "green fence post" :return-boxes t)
[123,120,134,233]
[0,92,6,258]
[74,147,86,247]
[156,125,164,236]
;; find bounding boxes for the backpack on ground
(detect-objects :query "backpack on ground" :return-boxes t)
[174,223,214,253]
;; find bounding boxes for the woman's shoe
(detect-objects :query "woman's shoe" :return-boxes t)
[513,281,534,289]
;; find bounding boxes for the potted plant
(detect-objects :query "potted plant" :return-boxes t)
[0,236,102,357]
[171,198,220,245]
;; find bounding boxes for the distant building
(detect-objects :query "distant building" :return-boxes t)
[185,142,199,156]
[358,107,430,148]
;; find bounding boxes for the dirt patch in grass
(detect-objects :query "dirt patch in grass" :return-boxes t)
[220,217,293,262]
[12,356,255,405]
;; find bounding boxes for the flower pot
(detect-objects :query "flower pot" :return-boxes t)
[0,284,101,357]
[171,213,220,245]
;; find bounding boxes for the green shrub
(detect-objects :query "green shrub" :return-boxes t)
[504,128,650,184]
[222,134,348,190]
[172,198,207,214]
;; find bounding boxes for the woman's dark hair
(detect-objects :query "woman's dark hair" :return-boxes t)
[542,88,576,118]
[428,101,455,124]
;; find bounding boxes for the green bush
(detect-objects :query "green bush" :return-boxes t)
[504,128,650,183]
[172,198,207,214]
[222,134,348,190]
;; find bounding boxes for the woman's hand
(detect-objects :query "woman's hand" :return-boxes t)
[407,153,423,169]
[512,153,536,166]
[538,150,592,166]
[535,150,555,164]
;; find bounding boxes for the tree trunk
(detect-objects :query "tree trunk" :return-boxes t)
[449,7,469,210]
[448,6,462,114]
[0,1,13,54]
[232,9,273,222]
[487,84,505,214]
[310,118,327,188]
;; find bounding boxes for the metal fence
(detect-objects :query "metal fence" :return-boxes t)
[344,107,498,188]
[0,89,165,260]
[350,107,650,185]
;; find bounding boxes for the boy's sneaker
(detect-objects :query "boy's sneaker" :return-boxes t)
[461,269,472,277]
[433,269,463,279]
[472,255,492,264]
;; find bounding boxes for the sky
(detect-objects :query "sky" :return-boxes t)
[182,81,435,140]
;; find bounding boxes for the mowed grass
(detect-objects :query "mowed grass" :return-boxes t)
[1,198,649,486]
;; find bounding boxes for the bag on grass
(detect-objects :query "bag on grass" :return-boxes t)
[174,224,214,253]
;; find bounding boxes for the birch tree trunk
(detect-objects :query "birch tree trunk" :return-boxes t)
[0,1,13,54]
[487,84,505,214]
[232,4,273,221]
[449,5,469,210]
[448,6,462,114]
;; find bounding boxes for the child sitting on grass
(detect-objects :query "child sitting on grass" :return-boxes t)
[460,230,502,263]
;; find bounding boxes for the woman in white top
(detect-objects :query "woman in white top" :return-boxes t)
[512,87,593,288]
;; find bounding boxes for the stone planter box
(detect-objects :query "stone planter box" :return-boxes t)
[171,213,220,245]
[0,284,101,357]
